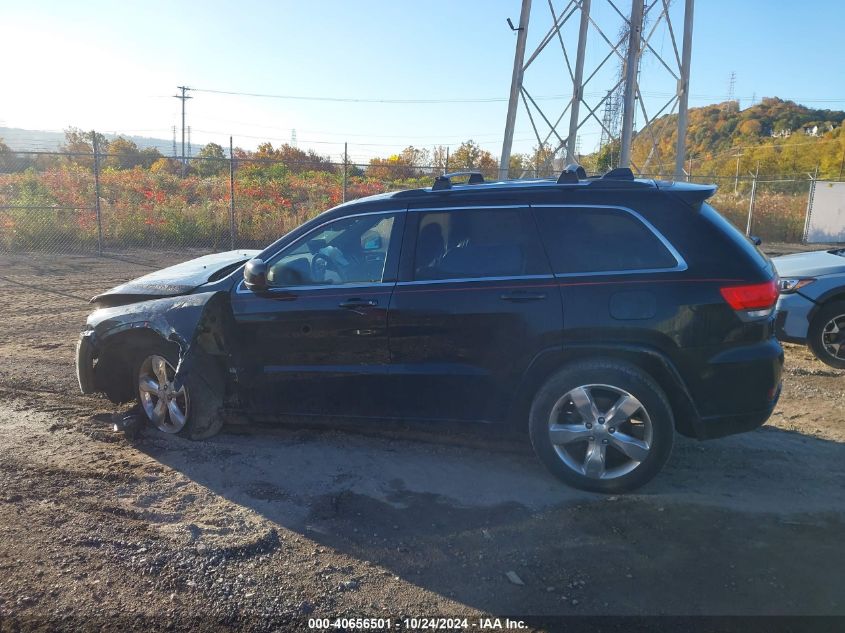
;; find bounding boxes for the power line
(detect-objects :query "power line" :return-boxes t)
[191,85,845,105]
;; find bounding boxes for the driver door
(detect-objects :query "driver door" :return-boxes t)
[231,210,404,418]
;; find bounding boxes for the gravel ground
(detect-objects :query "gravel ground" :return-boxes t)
[0,251,843,632]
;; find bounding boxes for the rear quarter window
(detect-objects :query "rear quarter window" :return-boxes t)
[532,206,679,274]
[700,203,773,273]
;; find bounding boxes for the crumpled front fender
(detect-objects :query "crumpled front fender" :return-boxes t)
[80,291,234,398]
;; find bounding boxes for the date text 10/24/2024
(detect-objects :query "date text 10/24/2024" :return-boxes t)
[308,617,528,630]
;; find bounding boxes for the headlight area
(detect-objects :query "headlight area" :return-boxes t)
[777,277,815,294]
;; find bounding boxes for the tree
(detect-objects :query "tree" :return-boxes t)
[102,137,145,170]
[194,142,227,177]
[367,154,415,180]
[431,145,449,173]
[398,146,430,170]
[450,140,483,170]
[367,146,431,180]
[150,157,182,175]
[0,138,19,173]
[739,120,762,137]
[530,143,556,177]
[450,140,498,179]
[508,153,529,177]
[62,128,109,169]
[251,142,335,174]
[139,147,163,169]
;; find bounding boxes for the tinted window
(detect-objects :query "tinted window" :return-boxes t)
[701,203,771,272]
[533,206,678,274]
[266,214,396,287]
[414,208,549,281]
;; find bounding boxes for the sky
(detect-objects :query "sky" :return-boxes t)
[2,0,844,163]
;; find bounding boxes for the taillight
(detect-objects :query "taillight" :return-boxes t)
[720,279,778,318]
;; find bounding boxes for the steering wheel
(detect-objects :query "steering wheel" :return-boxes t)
[310,253,344,284]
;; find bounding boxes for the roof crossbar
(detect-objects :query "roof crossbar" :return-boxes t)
[432,171,485,191]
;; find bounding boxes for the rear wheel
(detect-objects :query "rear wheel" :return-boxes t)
[808,301,845,369]
[529,359,674,493]
[133,344,224,440]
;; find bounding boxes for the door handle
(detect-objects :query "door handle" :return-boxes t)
[500,291,547,302]
[339,298,378,309]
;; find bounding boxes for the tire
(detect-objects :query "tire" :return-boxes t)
[133,343,224,440]
[528,359,674,493]
[808,301,845,369]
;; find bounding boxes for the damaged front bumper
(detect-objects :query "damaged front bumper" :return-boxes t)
[76,330,97,394]
[75,291,235,402]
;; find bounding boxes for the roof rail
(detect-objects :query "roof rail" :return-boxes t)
[556,163,587,184]
[602,167,635,180]
[432,171,485,191]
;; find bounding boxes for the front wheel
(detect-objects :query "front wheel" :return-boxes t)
[134,345,224,440]
[529,360,674,493]
[808,301,845,369]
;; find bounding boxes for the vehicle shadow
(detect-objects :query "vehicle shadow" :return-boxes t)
[132,418,845,616]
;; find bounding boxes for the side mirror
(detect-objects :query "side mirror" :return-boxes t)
[243,258,268,292]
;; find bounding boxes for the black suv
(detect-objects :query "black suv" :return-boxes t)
[77,168,783,492]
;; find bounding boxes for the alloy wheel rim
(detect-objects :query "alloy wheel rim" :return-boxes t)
[821,314,845,360]
[547,384,652,480]
[138,355,189,433]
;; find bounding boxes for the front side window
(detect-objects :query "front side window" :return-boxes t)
[533,206,679,274]
[413,208,550,281]
[266,213,397,287]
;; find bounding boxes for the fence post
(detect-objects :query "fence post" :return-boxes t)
[745,163,759,236]
[733,153,741,194]
[92,131,103,256]
[229,136,236,250]
[342,142,348,204]
[802,166,819,243]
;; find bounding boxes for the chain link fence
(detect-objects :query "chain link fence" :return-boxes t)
[0,147,825,259]
[677,173,814,244]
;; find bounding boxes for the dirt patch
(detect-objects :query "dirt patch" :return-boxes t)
[0,252,843,630]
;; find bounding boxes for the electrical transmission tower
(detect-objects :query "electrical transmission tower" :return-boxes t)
[726,70,738,110]
[599,90,621,167]
[171,126,177,157]
[291,129,297,147]
[173,85,192,176]
[500,0,695,179]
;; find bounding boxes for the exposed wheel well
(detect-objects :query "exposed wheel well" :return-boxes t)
[94,329,179,404]
[509,348,700,438]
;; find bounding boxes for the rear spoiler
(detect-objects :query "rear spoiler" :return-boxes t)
[655,181,717,208]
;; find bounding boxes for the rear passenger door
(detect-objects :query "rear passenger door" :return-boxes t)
[386,206,562,423]
[531,204,686,352]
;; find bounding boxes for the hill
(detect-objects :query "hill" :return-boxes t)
[0,126,174,155]
[590,97,845,179]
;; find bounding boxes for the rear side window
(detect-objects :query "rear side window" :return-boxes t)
[533,206,679,274]
[414,208,550,280]
[700,203,772,272]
